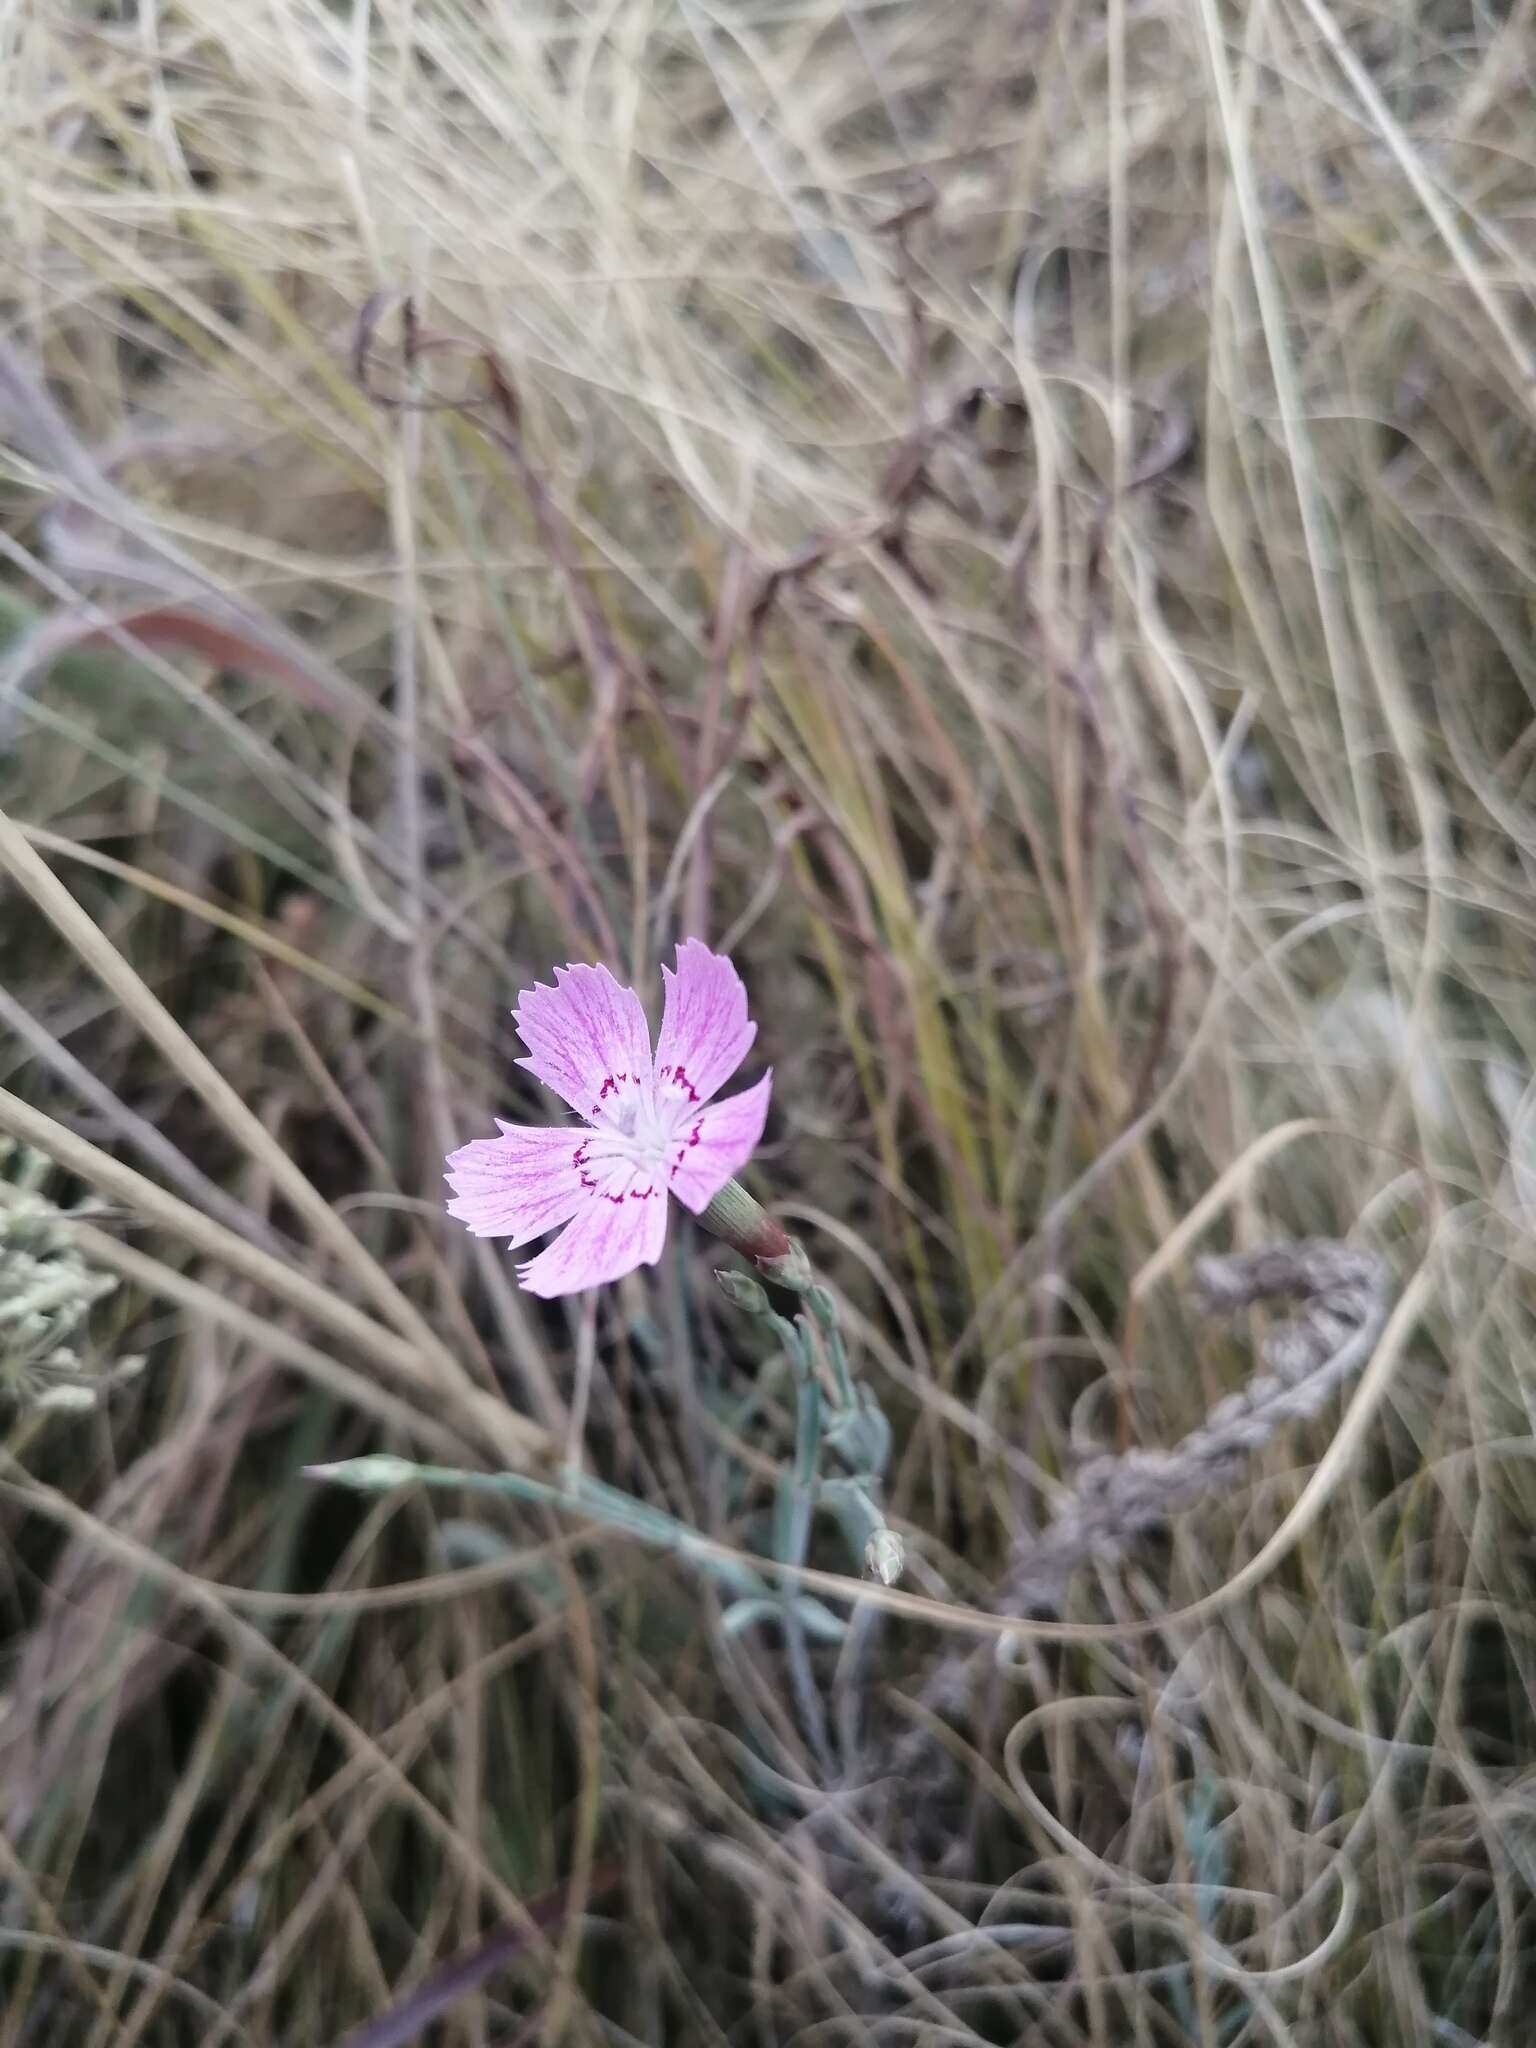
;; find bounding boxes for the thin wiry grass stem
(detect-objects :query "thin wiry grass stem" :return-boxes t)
[0,803,463,1378]
[0,1086,545,1463]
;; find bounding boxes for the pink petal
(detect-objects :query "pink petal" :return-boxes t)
[516,1161,669,1297]
[665,1070,773,1213]
[444,1122,586,1246]
[512,963,653,1126]
[653,939,756,1109]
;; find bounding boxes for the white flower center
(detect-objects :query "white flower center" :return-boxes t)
[606,1086,674,1159]
[586,1065,707,1187]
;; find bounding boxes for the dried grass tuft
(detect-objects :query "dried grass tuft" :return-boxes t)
[2,0,1535,2040]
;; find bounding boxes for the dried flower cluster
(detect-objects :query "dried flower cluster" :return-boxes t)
[0,1142,143,1413]
[874,1238,1391,1912]
[1003,1239,1389,1611]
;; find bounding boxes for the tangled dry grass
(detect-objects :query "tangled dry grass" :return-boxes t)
[3,0,1536,2041]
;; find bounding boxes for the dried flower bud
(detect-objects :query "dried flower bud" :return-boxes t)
[32,1383,98,1413]
[1,1150,128,1412]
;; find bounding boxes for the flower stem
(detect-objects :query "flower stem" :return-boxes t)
[713,1229,904,1587]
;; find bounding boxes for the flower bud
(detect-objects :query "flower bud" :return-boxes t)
[714,1268,771,1315]
[696,1178,793,1263]
[756,1239,814,1292]
[304,1454,421,1491]
[864,1528,905,1586]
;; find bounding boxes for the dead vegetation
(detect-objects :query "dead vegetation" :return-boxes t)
[2,0,1536,2041]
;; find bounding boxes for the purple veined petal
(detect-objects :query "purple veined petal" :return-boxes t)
[653,939,756,1111]
[512,962,653,1126]
[444,1121,588,1246]
[665,1070,773,1213]
[516,1157,669,1297]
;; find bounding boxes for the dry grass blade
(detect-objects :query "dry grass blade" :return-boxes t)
[334,1865,621,2048]
[0,1087,545,1465]
[2,0,1533,2039]
[15,823,407,1024]
[0,804,473,1391]
[0,1189,471,1463]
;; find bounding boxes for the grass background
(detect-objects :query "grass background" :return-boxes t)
[3,0,1536,2040]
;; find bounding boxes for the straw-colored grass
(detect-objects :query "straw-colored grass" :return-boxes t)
[3,0,1536,2040]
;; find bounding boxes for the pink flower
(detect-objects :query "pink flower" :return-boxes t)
[444,940,772,1297]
